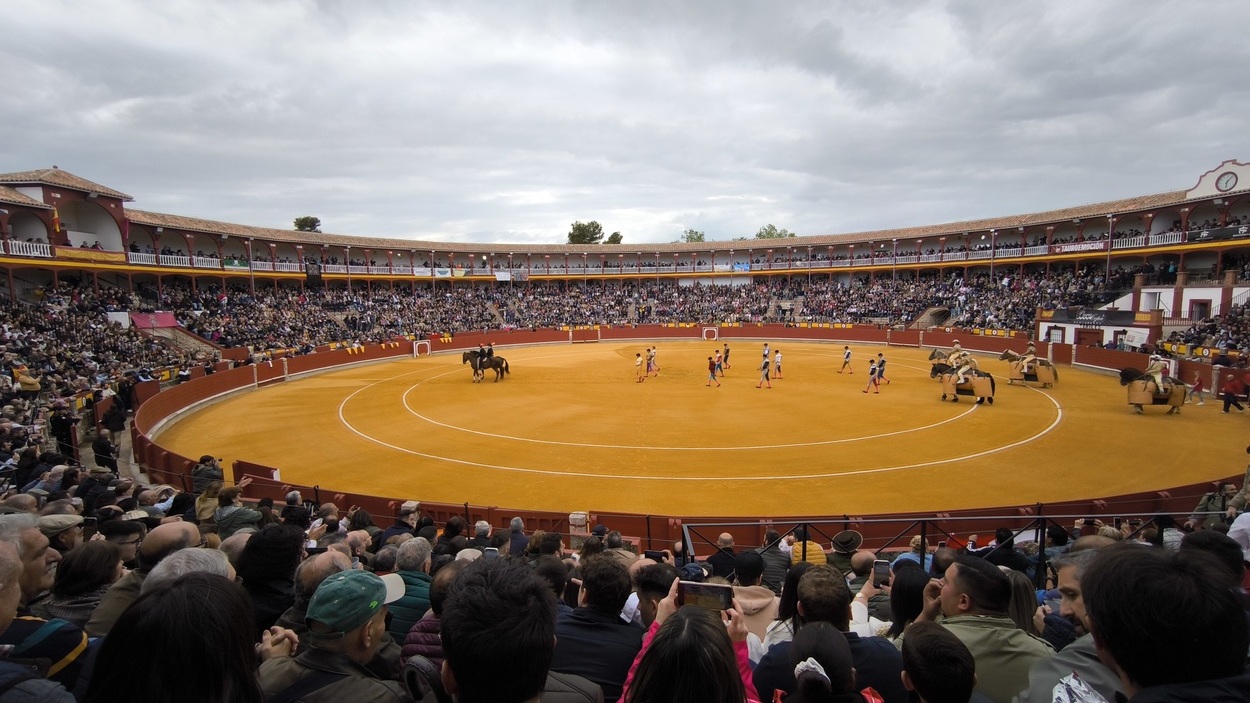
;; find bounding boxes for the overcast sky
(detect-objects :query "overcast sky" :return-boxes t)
[3,1,1248,245]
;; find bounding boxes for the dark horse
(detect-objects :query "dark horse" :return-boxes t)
[928,349,996,404]
[461,351,510,382]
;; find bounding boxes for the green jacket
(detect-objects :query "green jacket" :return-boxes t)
[258,647,412,703]
[386,570,432,643]
[941,614,1054,703]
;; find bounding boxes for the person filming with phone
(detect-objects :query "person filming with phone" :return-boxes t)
[618,575,760,703]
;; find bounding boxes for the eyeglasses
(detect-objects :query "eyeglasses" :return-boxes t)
[196,537,208,549]
[116,538,143,547]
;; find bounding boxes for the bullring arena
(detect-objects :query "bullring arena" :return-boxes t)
[151,338,1247,519]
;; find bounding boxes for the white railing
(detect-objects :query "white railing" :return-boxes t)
[1150,231,1184,246]
[919,254,943,264]
[348,265,368,275]
[967,250,993,260]
[1111,236,1147,250]
[274,261,302,272]
[391,265,413,275]
[251,261,274,271]
[944,251,968,261]
[1023,245,1049,256]
[193,256,221,269]
[127,252,158,265]
[324,264,347,274]
[368,266,391,274]
[6,240,53,258]
[159,254,191,267]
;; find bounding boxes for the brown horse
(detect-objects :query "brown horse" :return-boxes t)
[461,351,509,382]
[999,350,1058,388]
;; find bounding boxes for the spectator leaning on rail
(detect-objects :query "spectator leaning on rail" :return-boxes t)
[1185,481,1238,530]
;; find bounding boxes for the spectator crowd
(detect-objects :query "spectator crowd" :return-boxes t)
[0,456,1240,702]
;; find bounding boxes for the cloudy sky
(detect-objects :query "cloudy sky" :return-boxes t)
[4,1,1248,245]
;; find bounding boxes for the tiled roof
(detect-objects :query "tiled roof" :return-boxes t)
[0,168,133,201]
[0,186,50,210]
[124,185,1212,254]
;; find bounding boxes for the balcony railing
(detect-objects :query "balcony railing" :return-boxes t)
[26,224,1250,277]
[5,240,53,258]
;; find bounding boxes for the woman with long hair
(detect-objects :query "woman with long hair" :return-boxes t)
[1005,569,1042,636]
[763,561,812,650]
[883,564,931,646]
[620,578,760,703]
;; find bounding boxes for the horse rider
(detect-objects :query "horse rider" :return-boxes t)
[486,343,494,359]
[952,351,976,386]
[1019,341,1038,373]
[1145,354,1169,394]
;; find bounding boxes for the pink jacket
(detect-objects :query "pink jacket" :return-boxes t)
[617,619,761,703]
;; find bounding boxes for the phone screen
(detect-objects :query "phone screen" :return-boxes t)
[871,559,890,588]
[678,580,734,612]
[643,550,666,561]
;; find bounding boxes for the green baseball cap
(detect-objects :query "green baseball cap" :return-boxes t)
[306,570,405,638]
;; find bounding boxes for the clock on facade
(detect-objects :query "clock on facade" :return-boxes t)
[1216,171,1238,192]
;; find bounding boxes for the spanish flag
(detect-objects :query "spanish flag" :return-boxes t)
[51,208,61,232]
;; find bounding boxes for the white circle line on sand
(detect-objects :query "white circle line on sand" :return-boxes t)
[335,355,1063,480]
[396,361,979,450]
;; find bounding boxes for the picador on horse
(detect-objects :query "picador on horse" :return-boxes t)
[929,340,996,404]
[462,343,510,383]
[1000,341,1059,388]
[1119,354,1184,414]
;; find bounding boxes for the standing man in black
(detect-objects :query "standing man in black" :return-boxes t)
[48,402,79,458]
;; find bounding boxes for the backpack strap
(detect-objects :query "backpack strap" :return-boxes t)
[266,669,348,703]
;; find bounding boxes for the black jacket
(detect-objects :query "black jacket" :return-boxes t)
[550,608,642,703]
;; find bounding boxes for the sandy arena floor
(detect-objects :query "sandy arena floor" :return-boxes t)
[152,342,1245,517]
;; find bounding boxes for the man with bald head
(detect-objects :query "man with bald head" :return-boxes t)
[85,520,202,637]
[707,532,736,579]
[275,550,403,680]
[0,494,38,514]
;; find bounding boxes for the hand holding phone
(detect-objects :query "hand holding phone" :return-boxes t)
[871,559,891,588]
[678,580,734,612]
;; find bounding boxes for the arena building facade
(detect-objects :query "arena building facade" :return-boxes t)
[2,162,1248,550]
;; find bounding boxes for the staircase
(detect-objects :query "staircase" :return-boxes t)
[910,306,950,330]
[145,327,219,358]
